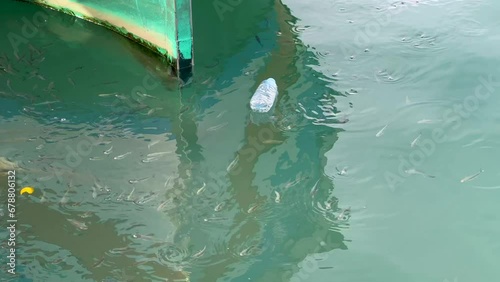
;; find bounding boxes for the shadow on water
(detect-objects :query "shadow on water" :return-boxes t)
[0,2,191,281]
[168,1,349,281]
[1,0,348,281]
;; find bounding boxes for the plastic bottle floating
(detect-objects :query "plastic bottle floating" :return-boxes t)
[250,78,278,113]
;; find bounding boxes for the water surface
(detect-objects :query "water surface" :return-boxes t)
[1,0,500,281]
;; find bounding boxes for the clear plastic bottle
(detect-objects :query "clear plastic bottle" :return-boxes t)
[250,78,278,113]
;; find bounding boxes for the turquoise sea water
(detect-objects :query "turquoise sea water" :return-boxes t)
[1,0,500,281]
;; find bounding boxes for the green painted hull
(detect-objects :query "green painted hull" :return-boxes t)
[19,0,274,82]
[21,0,193,80]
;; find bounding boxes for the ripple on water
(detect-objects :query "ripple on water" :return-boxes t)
[373,55,440,86]
[310,200,353,232]
[291,25,312,35]
[314,50,331,59]
[157,243,191,268]
[416,0,458,8]
[280,177,349,232]
[290,92,351,130]
[372,0,421,14]
[396,96,450,116]
[397,30,450,54]
[373,67,405,84]
[446,141,497,187]
[455,17,488,37]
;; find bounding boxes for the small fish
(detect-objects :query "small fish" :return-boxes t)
[7,79,13,92]
[207,122,228,132]
[33,100,58,106]
[60,190,70,205]
[148,140,160,149]
[192,246,207,259]
[128,177,151,184]
[201,77,212,85]
[216,110,227,118]
[214,202,225,212]
[132,260,149,267]
[203,216,229,222]
[310,179,320,197]
[262,139,283,145]
[164,176,172,188]
[79,211,93,218]
[417,119,440,124]
[27,70,39,80]
[92,257,105,268]
[376,124,388,137]
[114,94,127,100]
[157,200,169,211]
[247,204,259,214]
[255,35,263,47]
[68,66,83,75]
[40,191,47,203]
[104,146,113,155]
[116,191,126,202]
[108,246,133,255]
[89,156,103,161]
[406,96,411,105]
[67,77,75,86]
[113,151,131,160]
[36,175,53,182]
[93,179,108,192]
[285,175,307,189]
[134,192,157,205]
[274,191,281,203]
[147,151,171,157]
[45,81,55,92]
[405,168,435,178]
[196,182,206,195]
[411,133,421,148]
[127,187,135,201]
[67,178,75,189]
[180,105,190,113]
[146,107,162,116]
[336,166,348,176]
[239,245,256,256]
[132,233,156,240]
[137,92,156,99]
[141,156,160,163]
[226,155,239,172]
[5,64,15,75]
[124,223,147,231]
[324,199,334,210]
[51,257,67,265]
[91,186,97,199]
[460,169,484,183]
[336,207,351,220]
[98,92,117,97]
[67,218,87,230]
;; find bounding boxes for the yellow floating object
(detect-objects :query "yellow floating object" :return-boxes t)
[20,187,35,195]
